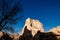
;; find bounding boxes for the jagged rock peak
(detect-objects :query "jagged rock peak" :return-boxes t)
[20,18,44,36]
[49,26,60,39]
[49,26,60,35]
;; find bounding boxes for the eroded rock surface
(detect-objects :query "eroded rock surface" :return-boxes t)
[20,18,44,36]
[49,26,60,40]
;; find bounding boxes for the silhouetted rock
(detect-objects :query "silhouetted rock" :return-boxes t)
[34,31,58,40]
[0,32,13,40]
[19,26,58,40]
[19,26,33,40]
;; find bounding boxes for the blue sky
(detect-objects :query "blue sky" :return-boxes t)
[14,0,60,32]
[0,0,60,33]
[18,0,60,32]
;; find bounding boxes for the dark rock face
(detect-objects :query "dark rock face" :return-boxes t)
[0,32,13,40]
[0,27,59,40]
[19,26,33,40]
[19,26,58,40]
[0,28,59,40]
[0,26,59,40]
[34,31,58,40]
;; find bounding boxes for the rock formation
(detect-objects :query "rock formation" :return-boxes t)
[19,26,58,40]
[33,31,58,40]
[19,26,33,40]
[20,18,44,36]
[0,32,19,40]
[19,18,58,40]
[5,33,20,40]
[0,31,3,38]
[49,26,60,35]
[49,26,60,40]
[0,18,60,40]
[0,32,13,40]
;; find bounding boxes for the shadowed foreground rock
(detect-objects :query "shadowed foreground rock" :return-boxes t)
[19,26,33,40]
[0,30,59,40]
[34,31,58,40]
[0,32,13,40]
[19,26,58,40]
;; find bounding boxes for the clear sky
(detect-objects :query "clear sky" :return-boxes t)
[15,0,60,33]
[17,0,60,32]
[1,0,60,33]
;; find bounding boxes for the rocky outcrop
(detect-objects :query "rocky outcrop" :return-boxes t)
[19,26,58,40]
[49,26,60,35]
[0,31,3,38]
[20,18,44,36]
[0,18,60,40]
[49,26,60,40]
[0,32,13,40]
[0,32,19,40]
[33,31,58,40]
[19,18,59,40]
[19,26,33,40]
[5,33,20,40]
